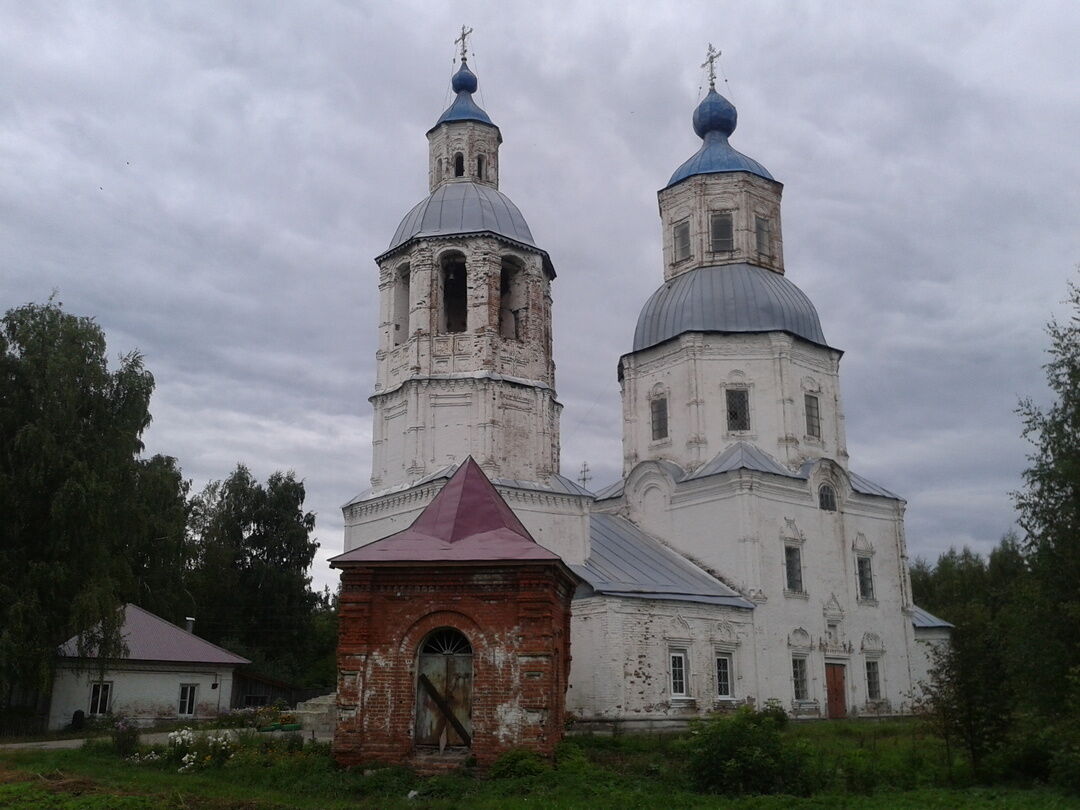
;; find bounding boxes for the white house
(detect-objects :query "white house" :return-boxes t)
[340,52,951,731]
[49,604,249,730]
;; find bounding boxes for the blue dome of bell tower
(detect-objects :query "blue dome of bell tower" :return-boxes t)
[666,89,773,188]
[430,59,496,131]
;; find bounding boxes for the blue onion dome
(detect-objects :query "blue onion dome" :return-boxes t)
[666,89,773,188]
[431,59,495,130]
[693,89,737,138]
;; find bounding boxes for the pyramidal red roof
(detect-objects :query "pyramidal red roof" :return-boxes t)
[330,457,562,565]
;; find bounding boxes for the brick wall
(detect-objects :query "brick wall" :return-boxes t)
[333,562,574,769]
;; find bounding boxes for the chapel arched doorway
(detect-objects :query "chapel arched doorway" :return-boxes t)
[415,628,473,750]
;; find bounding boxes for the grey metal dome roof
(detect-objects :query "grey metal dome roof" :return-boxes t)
[384,181,536,254]
[632,263,833,352]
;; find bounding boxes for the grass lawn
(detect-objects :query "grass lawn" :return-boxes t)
[0,721,1077,809]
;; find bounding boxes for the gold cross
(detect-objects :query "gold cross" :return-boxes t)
[701,43,719,89]
[455,25,473,61]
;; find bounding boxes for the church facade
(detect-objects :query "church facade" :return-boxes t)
[341,51,949,731]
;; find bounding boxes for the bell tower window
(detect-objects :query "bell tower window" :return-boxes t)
[726,388,750,432]
[499,257,526,340]
[650,397,668,440]
[673,219,691,263]
[755,215,771,257]
[710,212,733,252]
[804,394,821,439]
[440,254,467,334]
[454,152,465,177]
[477,154,485,180]
[393,263,410,346]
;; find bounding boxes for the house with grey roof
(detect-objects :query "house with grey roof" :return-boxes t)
[48,604,249,730]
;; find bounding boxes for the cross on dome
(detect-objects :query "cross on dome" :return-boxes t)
[455,24,473,61]
[701,43,720,90]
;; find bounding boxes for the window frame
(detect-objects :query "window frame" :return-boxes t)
[672,219,691,264]
[650,396,669,441]
[804,393,821,439]
[818,484,838,512]
[755,215,771,257]
[865,658,882,702]
[89,681,112,716]
[856,555,876,602]
[715,652,733,699]
[725,388,751,433]
[669,649,689,698]
[709,211,734,253]
[784,544,804,595]
[178,683,198,717]
[791,655,809,702]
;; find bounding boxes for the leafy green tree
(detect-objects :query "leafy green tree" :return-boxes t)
[187,465,319,682]
[0,301,186,704]
[1014,278,1080,714]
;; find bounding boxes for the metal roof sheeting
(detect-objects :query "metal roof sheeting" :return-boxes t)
[687,442,793,480]
[910,605,955,629]
[59,604,249,665]
[667,131,774,187]
[344,467,591,508]
[632,264,831,353]
[573,514,754,609]
[383,182,537,256]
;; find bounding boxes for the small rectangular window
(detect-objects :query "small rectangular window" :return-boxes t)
[755,216,771,256]
[804,394,821,439]
[792,656,809,701]
[650,397,669,441]
[178,684,197,716]
[710,212,733,252]
[857,557,875,601]
[89,682,111,715]
[716,654,732,698]
[673,220,691,263]
[726,388,750,432]
[785,545,804,593]
[670,650,688,696]
[866,660,881,701]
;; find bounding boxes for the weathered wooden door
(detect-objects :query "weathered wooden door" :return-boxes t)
[825,663,847,719]
[415,629,473,750]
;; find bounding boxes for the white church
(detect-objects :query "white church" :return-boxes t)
[341,47,950,728]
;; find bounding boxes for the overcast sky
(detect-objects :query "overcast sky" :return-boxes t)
[3,1,1078,591]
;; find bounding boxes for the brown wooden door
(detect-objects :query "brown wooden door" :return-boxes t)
[415,630,473,750]
[825,663,847,719]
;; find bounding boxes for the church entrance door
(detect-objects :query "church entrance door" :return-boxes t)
[415,628,473,750]
[825,663,847,719]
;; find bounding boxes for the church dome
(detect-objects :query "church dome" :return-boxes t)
[430,59,496,131]
[632,263,831,352]
[666,89,773,188]
[384,181,537,254]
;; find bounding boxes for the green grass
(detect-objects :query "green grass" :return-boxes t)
[0,722,1077,809]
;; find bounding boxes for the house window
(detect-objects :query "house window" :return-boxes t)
[805,394,821,439]
[178,684,197,717]
[726,388,750,432]
[819,484,837,512]
[755,215,771,256]
[715,653,733,698]
[784,545,804,593]
[89,682,112,715]
[857,556,875,601]
[669,650,688,697]
[865,659,881,701]
[710,211,733,252]
[673,220,691,263]
[792,656,809,701]
[650,397,669,440]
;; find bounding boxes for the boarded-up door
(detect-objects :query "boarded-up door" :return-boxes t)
[415,629,473,749]
[825,663,846,719]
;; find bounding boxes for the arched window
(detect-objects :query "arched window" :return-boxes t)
[392,263,410,346]
[476,154,485,180]
[498,257,526,340]
[435,158,443,180]
[416,628,473,749]
[819,484,837,512]
[454,152,465,177]
[440,254,468,334]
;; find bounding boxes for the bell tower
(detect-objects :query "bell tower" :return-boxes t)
[368,49,560,493]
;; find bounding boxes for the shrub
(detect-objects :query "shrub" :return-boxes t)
[839,748,880,794]
[110,717,140,758]
[685,706,818,796]
[489,748,551,779]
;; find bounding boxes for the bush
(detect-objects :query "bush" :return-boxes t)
[685,706,819,796]
[110,717,140,758]
[489,748,551,779]
[839,748,880,794]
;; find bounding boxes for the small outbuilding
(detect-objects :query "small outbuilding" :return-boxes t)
[330,457,578,770]
[49,604,249,730]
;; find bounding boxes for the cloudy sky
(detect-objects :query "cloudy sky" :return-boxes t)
[3,1,1078,591]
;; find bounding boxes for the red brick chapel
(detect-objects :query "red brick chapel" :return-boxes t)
[329,458,578,770]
